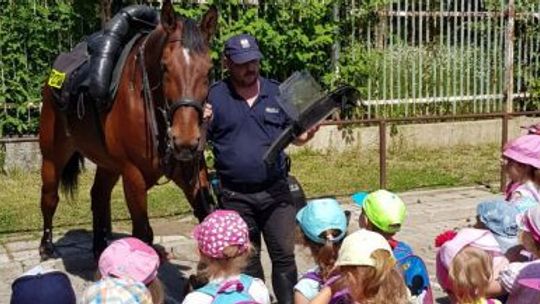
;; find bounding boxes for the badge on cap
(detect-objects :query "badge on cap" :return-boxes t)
[240,38,251,49]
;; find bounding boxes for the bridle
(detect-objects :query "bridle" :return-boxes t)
[137,28,208,183]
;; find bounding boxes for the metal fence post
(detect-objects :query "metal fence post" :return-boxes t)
[501,0,515,192]
[501,114,508,192]
[504,0,515,114]
[379,120,387,189]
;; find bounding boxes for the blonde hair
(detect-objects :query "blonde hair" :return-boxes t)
[147,278,165,304]
[296,226,343,280]
[330,249,409,304]
[449,246,493,303]
[199,245,253,279]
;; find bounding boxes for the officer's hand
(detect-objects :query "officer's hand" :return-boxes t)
[293,124,320,146]
[203,103,213,121]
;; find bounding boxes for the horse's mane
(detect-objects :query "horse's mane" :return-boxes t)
[181,17,207,53]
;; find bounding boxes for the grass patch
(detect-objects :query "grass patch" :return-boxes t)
[0,169,191,234]
[290,143,500,197]
[0,143,501,233]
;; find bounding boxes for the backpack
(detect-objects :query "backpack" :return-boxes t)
[302,271,349,304]
[392,241,434,304]
[197,274,260,304]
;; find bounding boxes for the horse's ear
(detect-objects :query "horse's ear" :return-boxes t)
[200,5,218,43]
[161,0,177,32]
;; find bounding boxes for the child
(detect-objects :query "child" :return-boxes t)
[486,206,540,303]
[97,237,164,304]
[309,229,409,304]
[294,198,348,304]
[501,134,540,212]
[436,228,506,303]
[11,265,76,304]
[353,189,432,302]
[82,276,154,304]
[353,190,407,244]
[475,199,520,257]
[182,210,270,304]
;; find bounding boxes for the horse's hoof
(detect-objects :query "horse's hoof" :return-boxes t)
[39,243,59,261]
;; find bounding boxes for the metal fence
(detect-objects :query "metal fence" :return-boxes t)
[355,0,540,118]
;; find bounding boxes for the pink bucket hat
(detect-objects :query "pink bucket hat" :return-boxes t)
[98,237,160,285]
[193,210,250,259]
[503,134,540,168]
[435,228,501,291]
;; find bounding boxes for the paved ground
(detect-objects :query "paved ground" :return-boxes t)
[0,186,500,303]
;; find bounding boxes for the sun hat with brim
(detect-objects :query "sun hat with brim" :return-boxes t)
[503,134,540,168]
[81,277,152,304]
[476,199,520,253]
[98,237,160,285]
[436,228,502,292]
[362,189,407,234]
[296,198,348,244]
[519,206,540,243]
[334,229,392,267]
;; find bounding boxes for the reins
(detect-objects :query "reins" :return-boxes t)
[137,31,209,188]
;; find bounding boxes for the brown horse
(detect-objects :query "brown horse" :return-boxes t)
[38,1,218,259]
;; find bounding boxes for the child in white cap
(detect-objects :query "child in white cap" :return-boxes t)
[294,198,348,303]
[309,229,409,304]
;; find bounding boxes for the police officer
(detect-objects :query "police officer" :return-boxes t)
[204,34,317,303]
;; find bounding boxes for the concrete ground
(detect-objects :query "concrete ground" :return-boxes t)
[0,186,499,303]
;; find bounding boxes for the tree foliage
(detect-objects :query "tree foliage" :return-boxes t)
[0,0,386,135]
[0,0,98,135]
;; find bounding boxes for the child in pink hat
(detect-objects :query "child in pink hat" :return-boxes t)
[97,237,164,303]
[182,210,270,304]
[485,206,540,303]
[435,228,508,303]
[502,134,540,212]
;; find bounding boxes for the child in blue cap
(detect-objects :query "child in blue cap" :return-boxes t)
[294,198,348,304]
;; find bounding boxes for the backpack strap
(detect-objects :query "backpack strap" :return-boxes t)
[236,274,253,293]
[197,281,220,298]
[301,271,323,284]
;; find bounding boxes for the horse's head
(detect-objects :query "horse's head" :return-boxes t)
[157,1,217,161]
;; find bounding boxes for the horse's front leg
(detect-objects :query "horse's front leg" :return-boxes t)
[90,167,120,258]
[122,165,153,244]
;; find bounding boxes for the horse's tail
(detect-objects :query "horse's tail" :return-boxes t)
[60,152,84,200]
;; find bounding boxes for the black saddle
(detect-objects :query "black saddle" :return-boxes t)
[47,5,157,112]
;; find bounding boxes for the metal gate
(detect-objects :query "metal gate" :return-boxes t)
[353,0,540,118]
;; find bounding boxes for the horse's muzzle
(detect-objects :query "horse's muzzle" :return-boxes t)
[173,139,199,162]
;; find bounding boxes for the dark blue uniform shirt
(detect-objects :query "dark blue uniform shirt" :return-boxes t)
[207,77,289,184]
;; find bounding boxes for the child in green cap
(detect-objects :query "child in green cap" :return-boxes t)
[352,189,433,303]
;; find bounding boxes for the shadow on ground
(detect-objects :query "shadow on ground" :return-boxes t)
[52,229,192,303]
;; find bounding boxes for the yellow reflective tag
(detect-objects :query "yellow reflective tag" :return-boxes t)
[48,69,66,89]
